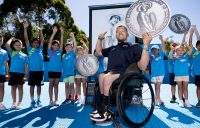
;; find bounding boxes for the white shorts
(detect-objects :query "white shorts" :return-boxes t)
[75,74,86,79]
[151,76,164,83]
[174,76,189,82]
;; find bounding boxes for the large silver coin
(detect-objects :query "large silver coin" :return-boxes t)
[169,14,191,34]
[77,54,99,76]
[126,0,171,38]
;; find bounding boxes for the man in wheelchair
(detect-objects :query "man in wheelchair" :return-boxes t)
[90,25,152,122]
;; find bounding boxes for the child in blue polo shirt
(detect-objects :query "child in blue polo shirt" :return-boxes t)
[23,20,44,108]
[48,26,64,106]
[169,40,193,108]
[0,36,9,110]
[5,37,28,109]
[62,32,77,105]
[189,26,200,108]
[150,35,166,106]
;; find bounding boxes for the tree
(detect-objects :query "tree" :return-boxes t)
[0,0,89,46]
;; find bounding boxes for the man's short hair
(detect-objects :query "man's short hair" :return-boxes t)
[116,25,128,33]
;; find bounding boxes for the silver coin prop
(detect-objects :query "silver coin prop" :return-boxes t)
[169,14,191,34]
[77,54,99,77]
[126,0,171,38]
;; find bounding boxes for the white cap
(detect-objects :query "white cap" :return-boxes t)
[151,45,160,50]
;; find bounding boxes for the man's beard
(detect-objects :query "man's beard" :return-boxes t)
[117,38,126,43]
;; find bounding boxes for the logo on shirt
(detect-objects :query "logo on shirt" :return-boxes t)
[57,53,61,56]
[180,59,186,62]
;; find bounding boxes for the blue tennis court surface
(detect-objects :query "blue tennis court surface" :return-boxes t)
[0,82,200,128]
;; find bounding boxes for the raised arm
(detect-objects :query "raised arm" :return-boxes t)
[169,44,175,59]
[189,26,195,48]
[183,41,193,55]
[48,26,58,49]
[159,35,168,52]
[96,32,107,56]
[70,32,77,50]
[5,37,13,51]
[181,30,188,44]
[194,25,200,40]
[23,20,30,47]
[80,39,89,54]
[59,27,64,51]
[39,29,44,47]
[137,33,152,71]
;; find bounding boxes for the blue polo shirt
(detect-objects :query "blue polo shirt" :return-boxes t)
[150,51,165,77]
[102,43,142,74]
[174,54,190,76]
[165,52,174,73]
[8,50,28,74]
[168,59,174,73]
[0,48,9,75]
[96,56,104,74]
[62,50,76,78]
[27,45,44,71]
[192,48,200,75]
[48,49,62,72]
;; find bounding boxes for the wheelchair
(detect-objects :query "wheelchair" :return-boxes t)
[93,63,155,128]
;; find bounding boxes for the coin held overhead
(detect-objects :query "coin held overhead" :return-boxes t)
[126,0,171,38]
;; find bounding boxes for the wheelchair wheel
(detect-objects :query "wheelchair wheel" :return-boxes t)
[116,73,155,127]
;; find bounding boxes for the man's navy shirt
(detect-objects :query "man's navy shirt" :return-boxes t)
[102,42,143,74]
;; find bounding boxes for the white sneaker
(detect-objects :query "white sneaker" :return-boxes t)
[81,96,85,105]
[179,100,184,107]
[0,103,6,110]
[185,100,192,108]
[11,103,17,109]
[90,109,98,116]
[16,102,23,110]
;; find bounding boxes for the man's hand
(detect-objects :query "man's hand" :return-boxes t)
[98,32,107,40]
[142,33,152,46]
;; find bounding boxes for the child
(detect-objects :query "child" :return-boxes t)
[75,39,88,106]
[23,20,44,108]
[169,39,193,108]
[0,36,9,110]
[5,37,28,109]
[150,35,166,106]
[48,26,64,106]
[62,32,77,105]
[189,26,200,108]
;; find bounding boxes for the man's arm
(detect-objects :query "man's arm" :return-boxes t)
[137,33,152,71]
[96,32,107,56]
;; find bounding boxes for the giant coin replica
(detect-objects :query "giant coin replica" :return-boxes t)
[126,0,171,38]
[168,14,191,34]
[77,54,99,76]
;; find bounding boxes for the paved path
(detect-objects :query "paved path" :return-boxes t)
[0,82,200,128]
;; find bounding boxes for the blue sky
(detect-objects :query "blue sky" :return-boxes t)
[66,0,200,45]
